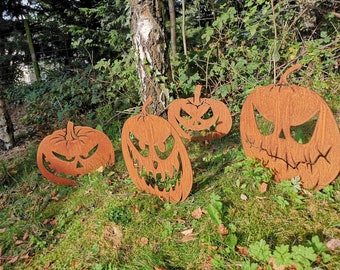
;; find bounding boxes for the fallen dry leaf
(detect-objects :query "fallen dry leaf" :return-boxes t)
[154,267,167,270]
[75,205,83,213]
[201,257,214,270]
[43,261,53,270]
[140,237,149,246]
[181,228,194,235]
[326,238,340,250]
[57,234,67,239]
[268,258,286,270]
[217,224,229,235]
[22,231,29,241]
[43,219,50,225]
[258,182,268,193]
[20,252,30,260]
[133,205,139,213]
[0,228,6,233]
[180,228,196,242]
[15,240,24,245]
[181,233,197,243]
[7,255,19,264]
[237,245,249,256]
[192,207,207,219]
[240,194,248,200]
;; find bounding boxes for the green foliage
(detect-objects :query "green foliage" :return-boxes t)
[107,206,131,226]
[206,193,224,225]
[247,235,330,269]
[271,176,305,209]
[1,0,339,269]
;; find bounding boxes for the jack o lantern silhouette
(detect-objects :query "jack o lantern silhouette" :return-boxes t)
[168,85,232,141]
[121,97,193,202]
[37,121,115,186]
[240,63,340,190]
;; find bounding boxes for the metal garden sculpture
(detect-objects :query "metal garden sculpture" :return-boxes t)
[168,85,232,141]
[37,121,115,186]
[240,63,340,190]
[121,97,193,202]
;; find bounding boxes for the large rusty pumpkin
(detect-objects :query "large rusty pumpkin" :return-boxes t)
[240,63,340,190]
[37,121,115,186]
[168,85,232,141]
[121,97,193,202]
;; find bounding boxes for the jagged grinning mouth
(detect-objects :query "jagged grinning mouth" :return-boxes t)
[128,148,183,192]
[245,136,332,171]
[42,154,78,180]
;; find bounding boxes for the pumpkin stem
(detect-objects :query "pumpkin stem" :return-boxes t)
[193,85,202,104]
[279,63,302,84]
[65,121,77,141]
[142,97,153,115]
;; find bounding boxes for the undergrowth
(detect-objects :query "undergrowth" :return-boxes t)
[0,130,339,270]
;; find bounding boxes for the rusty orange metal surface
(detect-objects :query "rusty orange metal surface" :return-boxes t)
[240,63,340,190]
[37,121,115,186]
[168,85,232,141]
[121,97,193,202]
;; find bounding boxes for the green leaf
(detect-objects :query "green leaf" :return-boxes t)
[291,245,317,267]
[249,239,271,262]
[272,245,293,266]
[242,261,260,270]
[225,233,238,249]
[308,235,327,253]
[206,203,222,225]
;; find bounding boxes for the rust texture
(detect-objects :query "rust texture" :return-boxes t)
[240,63,340,190]
[168,85,232,141]
[121,97,193,202]
[37,121,115,186]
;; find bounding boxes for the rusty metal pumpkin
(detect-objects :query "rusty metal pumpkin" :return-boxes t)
[121,97,193,202]
[240,63,340,190]
[37,121,115,186]
[168,85,232,141]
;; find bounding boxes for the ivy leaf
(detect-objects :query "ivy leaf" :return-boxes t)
[291,245,317,268]
[248,239,271,262]
[272,245,293,266]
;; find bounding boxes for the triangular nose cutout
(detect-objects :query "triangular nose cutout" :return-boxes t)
[279,129,286,139]
[76,161,83,168]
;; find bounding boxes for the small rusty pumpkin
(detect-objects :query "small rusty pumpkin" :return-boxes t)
[168,85,232,141]
[37,121,115,186]
[121,97,193,202]
[240,63,340,190]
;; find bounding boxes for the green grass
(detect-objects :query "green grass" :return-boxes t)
[0,126,339,270]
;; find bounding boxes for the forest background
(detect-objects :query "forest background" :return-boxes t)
[0,0,339,269]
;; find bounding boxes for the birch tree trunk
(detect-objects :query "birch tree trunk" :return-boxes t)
[130,0,170,115]
[0,87,14,150]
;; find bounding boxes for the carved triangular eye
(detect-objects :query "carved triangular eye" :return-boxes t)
[253,106,274,136]
[290,114,318,144]
[52,151,75,162]
[154,135,175,159]
[129,132,149,157]
[80,144,99,159]
[202,107,214,119]
[180,108,192,119]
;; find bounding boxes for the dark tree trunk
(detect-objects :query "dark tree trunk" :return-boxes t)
[130,0,171,115]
